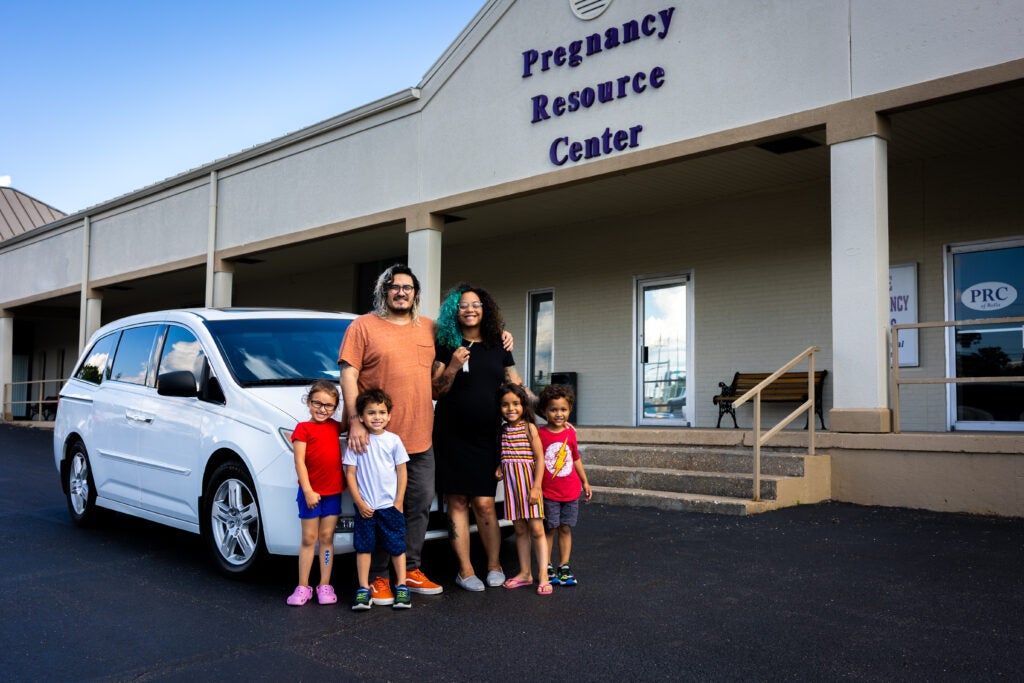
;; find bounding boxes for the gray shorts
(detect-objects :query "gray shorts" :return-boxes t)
[543,498,579,529]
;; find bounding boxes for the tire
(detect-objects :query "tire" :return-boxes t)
[202,461,266,577]
[65,441,99,526]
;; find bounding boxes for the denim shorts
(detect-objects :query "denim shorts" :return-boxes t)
[296,488,342,519]
[353,506,407,556]
[543,498,580,528]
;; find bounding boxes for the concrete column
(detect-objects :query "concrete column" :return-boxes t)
[406,213,444,319]
[212,261,234,308]
[829,121,892,433]
[84,292,103,351]
[1,311,13,421]
[205,170,220,307]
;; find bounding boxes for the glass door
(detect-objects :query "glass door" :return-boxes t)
[947,240,1024,430]
[637,275,691,426]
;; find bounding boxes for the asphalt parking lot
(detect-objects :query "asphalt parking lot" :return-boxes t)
[1,423,1022,681]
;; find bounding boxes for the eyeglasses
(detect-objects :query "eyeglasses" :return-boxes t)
[388,284,415,293]
[457,302,483,310]
[310,400,337,412]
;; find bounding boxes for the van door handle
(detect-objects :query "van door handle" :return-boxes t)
[125,410,153,424]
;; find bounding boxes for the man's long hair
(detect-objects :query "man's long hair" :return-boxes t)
[373,263,421,322]
[435,283,505,350]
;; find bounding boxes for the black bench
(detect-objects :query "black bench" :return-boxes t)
[713,371,827,429]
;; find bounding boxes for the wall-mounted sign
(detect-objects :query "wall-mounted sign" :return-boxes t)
[960,281,1017,311]
[890,263,919,367]
[571,0,613,21]
[522,7,677,167]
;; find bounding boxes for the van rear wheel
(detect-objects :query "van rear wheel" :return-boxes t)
[202,461,265,576]
[65,441,98,526]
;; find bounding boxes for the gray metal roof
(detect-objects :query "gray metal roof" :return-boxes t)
[0,187,65,242]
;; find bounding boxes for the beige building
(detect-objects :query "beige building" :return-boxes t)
[2,0,1022,514]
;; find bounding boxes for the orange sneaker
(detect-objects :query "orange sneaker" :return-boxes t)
[406,568,443,595]
[369,576,394,605]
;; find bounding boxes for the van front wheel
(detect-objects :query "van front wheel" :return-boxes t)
[202,461,265,576]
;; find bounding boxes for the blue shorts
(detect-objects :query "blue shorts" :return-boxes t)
[353,506,406,556]
[543,498,580,529]
[296,488,342,519]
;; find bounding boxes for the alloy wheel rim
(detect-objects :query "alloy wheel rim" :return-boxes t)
[211,478,260,565]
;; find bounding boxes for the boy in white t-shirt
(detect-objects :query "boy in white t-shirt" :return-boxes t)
[343,388,411,610]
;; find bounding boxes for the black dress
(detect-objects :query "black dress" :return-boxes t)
[433,339,514,497]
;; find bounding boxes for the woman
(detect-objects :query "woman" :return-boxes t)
[432,283,525,591]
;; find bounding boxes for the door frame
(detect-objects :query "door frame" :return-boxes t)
[944,237,1024,432]
[634,272,694,427]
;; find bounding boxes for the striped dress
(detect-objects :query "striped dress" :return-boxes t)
[500,421,544,521]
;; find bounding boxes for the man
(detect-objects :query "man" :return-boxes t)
[338,264,442,604]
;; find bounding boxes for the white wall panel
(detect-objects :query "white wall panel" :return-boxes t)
[851,0,1024,97]
[417,0,850,199]
[0,227,81,302]
[90,185,208,281]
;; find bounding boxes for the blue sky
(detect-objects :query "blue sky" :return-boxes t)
[1,1,484,215]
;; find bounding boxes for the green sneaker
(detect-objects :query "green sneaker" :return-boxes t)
[393,583,412,609]
[558,564,577,586]
[352,587,372,611]
[547,563,560,586]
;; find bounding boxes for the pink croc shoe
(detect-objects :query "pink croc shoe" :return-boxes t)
[286,585,314,606]
[316,584,338,605]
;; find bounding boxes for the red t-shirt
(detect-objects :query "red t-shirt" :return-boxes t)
[292,419,344,495]
[539,426,582,502]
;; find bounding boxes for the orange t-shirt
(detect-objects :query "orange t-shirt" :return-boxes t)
[338,313,435,454]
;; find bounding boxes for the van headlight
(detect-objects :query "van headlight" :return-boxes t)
[278,427,294,450]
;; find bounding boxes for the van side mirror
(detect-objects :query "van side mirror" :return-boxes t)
[158,370,199,398]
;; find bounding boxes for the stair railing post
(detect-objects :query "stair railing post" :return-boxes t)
[753,393,761,502]
[808,350,816,456]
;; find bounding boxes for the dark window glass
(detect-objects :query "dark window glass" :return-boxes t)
[157,326,207,390]
[74,332,119,385]
[109,325,161,386]
[205,318,352,387]
[528,291,554,395]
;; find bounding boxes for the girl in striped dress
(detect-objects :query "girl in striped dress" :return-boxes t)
[495,383,552,594]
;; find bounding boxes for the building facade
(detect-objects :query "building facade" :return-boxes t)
[2,0,1022,512]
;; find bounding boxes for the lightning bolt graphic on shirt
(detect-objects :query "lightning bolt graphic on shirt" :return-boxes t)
[553,440,569,473]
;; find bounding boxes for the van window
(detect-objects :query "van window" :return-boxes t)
[74,332,119,384]
[205,318,351,386]
[157,325,207,390]
[109,325,161,385]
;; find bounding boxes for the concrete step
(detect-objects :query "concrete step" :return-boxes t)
[579,443,809,476]
[581,444,832,516]
[591,486,774,516]
[588,463,780,500]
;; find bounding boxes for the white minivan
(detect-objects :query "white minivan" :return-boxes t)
[54,308,460,576]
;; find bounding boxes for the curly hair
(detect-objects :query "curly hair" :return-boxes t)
[372,263,421,322]
[356,387,393,414]
[497,382,537,426]
[538,383,575,412]
[435,282,505,350]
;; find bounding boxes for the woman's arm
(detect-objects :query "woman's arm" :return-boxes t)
[431,347,470,399]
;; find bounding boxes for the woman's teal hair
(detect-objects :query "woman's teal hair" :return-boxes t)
[435,283,505,350]
[435,283,472,350]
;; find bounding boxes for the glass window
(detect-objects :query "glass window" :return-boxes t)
[74,332,119,385]
[157,326,207,390]
[528,290,554,395]
[949,241,1024,426]
[109,325,161,386]
[205,318,352,386]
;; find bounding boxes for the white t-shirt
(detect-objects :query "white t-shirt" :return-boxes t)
[342,430,410,510]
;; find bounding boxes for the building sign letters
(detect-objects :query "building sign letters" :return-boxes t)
[522,7,676,167]
[890,263,919,367]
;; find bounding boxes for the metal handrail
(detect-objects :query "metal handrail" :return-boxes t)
[891,316,1024,434]
[728,346,820,501]
[2,378,63,421]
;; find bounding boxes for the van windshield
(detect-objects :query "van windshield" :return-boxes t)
[204,318,352,387]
